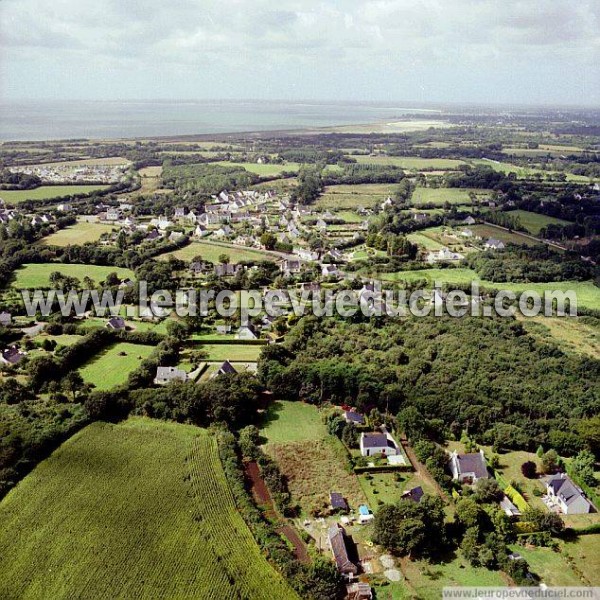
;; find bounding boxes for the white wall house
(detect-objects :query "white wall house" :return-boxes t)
[359,432,398,457]
[546,474,592,515]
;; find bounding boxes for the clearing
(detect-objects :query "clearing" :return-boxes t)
[352,155,467,170]
[212,161,300,176]
[0,418,297,600]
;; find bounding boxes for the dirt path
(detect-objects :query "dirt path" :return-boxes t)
[401,437,450,503]
[244,461,310,564]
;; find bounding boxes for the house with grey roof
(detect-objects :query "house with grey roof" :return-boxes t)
[328,524,358,576]
[359,432,398,457]
[449,449,489,483]
[154,366,188,385]
[545,473,592,515]
[0,311,12,327]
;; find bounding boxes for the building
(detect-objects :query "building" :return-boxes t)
[236,325,257,340]
[328,524,358,576]
[344,410,365,426]
[401,486,424,504]
[154,366,187,385]
[426,247,464,263]
[330,492,349,512]
[449,449,489,483]
[105,316,126,330]
[279,258,301,276]
[485,238,506,250]
[500,495,521,517]
[0,345,26,366]
[545,473,592,515]
[0,311,12,327]
[212,360,238,378]
[359,432,398,457]
[346,582,373,600]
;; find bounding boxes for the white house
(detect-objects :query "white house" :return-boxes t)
[546,473,592,515]
[449,449,489,483]
[154,366,187,385]
[426,247,464,263]
[485,238,505,250]
[359,432,398,457]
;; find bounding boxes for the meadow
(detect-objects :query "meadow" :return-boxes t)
[195,343,264,362]
[41,221,116,246]
[509,209,572,235]
[316,184,394,209]
[0,185,109,203]
[212,161,301,176]
[351,155,467,170]
[157,240,277,264]
[11,263,135,288]
[260,400,328,445]
[411,187,485,206]
[28,157,131,167]
[469,224,542,246]
[0,419,297,600]
[79,342,155,390]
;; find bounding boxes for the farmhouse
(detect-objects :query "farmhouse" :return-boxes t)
[236,325,257,340]
[449,449,489,483]
[426,247,464,263]
[545,473,592,515]
[153,366,187,385]
[328,524,358,576]
[359,432,398,457]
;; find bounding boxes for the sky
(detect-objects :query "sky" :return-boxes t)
[1,0,599,107]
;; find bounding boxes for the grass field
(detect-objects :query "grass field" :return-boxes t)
[79,343,155,390]
[157,240,277,264]
[28,157,131,167]
[470,159,591,183]
[411,187,486,206]
[352,155,467,170]
[358,470,436,508]
[0,418,297,599]
[260,401,327,445]
[0,185,109,204]
[11,263,135,289]
[195,343,264,362]
[470,224,542,246]
[406,232,446,251]
[316,184,395,209]
[42,221,116,246]
[563,534,600,585]
[508,545,583,586]
[212,161,301,176]
[377,268,600,310]
[509,209,572,235]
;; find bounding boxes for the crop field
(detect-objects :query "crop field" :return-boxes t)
[157,240,277,264]
[411,187,485,206]
[195,343,264,362]
[79,342,155,390]
[0,419,297,600]
[41,221,116,246]
[261,401,328,445]
[212,161,301,176]
[509,209,572,235]
[316,184,395,209]
[11,263,134,289]
[351,155,467,170]
[0,185,110,204]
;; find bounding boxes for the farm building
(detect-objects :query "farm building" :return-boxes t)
[328,524,357,576]
[0,311,12,326]
[359,432,398,457]
[449,449,489,483]
[545,473,592,515]
[236,325,257,340]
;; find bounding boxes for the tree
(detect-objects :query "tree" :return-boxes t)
[570,450,596,487]
[238,425,260,460]
[541,449,559,474]
[61,371,85,402]
[474,478,503,504]
[521,461,537,479]
[166,320,188,341]
[523,508,564,535]
[260,232,277,250]
[455,497,481,528]
[218,254,230,265]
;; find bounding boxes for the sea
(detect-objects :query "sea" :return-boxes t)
[0,99,441,142]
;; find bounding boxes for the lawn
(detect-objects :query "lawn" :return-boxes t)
[157,240,277,264]
[508,545,583,586]
[351,155,467,170]
[509,209,572,236]
[0,418,296,600]
[260,400,328,445]
[79,342,155,390]
[562,534,600,586]
[195,343,264,362]
[358,471,436,509]
[411,187,486,206]
[406,232,446,251]
[41,221,116,246]
[11,263,135,289]
[0,185,109,204]
[212,161,301,176]
[316,184,395,209]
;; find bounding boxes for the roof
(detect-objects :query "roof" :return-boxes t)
[218,360,238,375]
[500,495,521,516]
[106,316,126,330]
[401,486,424,503]
[328,524,357,574]
[452,451,489,480]
[361,432,394,449]
[344,410,365,425]
[547,474,591,508]
[330,492,349,511]
[155,366,187,382]
[358,505,370,516]
[1,346,25,364]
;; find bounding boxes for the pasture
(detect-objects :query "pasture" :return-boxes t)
[316,184,394,209]
[260,400,328,445]
[0,185,109,204]
[79,342,155,390]
[11,263,135,289]
[509,209,572,235]
[0,419,296,600]
[469,224,541,246]
[195,343,264,362]
[41,221,116,246]
[28,157,131,167]
[411,187,485,206]
[157,240,278,264]
[212,161,301,176]
[351,155,467,170]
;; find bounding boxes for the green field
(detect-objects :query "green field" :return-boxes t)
[212,161,301,176]
[470,224,541,246]
[0,418,297,599]
[509,209,572,236]
[196,343,264,362]
[0,185,109,203]
[42,221,116,246]
[316,184,395,209]
[378,268,600,310]
[351,155,467,170]
[406,232,446,251]
[157,240,277,264]
[411,187,486,206]
[79,342,155,390]
[470,159,591,183]
[11,263,135,289]
[260,400,327,445]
